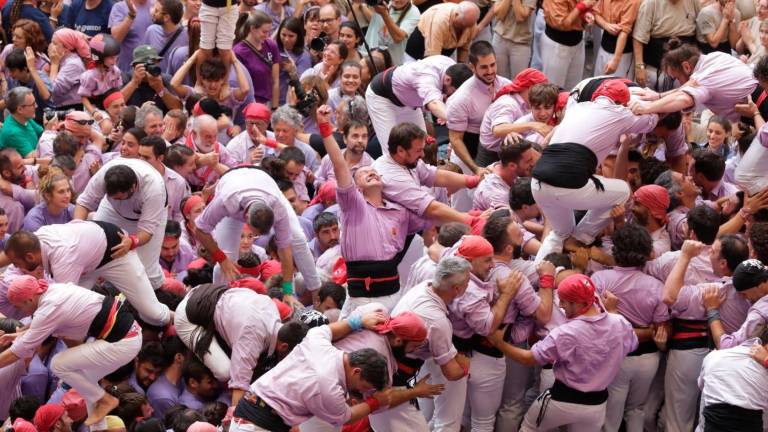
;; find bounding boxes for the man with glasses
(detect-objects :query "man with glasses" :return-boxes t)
[0,88,42,159]
[319,4,342,42]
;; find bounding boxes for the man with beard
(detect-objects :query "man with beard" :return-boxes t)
[184,114,237,189]
[227,103,279,166]
[129,342,166,395]
[472,141,538,211]
[141,0,187,74]
[446,41,510,211]
[0,148,32,233]
[179,358,221,411]
[138,135,190,224]
[158,220,195,278]
[631,184,672,256]
[314,120,373,188]
[309,212,339,260]
[365,55,472,153]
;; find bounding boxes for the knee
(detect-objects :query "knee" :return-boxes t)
[50,354,70,376]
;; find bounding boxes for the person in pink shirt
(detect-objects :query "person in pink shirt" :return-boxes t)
[472,140,539,211]
[183,114,237,189]
[691,151,740,201]
[229,315,391,432]
[653,170,702,250]
[485,273,638,431]
[590,224,670,432]
[226,103,279,166]
[137,135,190,223]
[0,276,142,427]
[404,223,469,293]
[709,260,768,349]
[1,220,172,327]
[631,184,672,257]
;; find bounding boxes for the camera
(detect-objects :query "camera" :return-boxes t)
[365,0,385,6]
[144,62,162,76]
[43,108,74,120]
[310,35,328,53]
[289,78,318,118]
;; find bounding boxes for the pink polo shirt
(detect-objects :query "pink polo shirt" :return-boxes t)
[391,55,456,109]
[372,155,438,217]
[36,220,108,283]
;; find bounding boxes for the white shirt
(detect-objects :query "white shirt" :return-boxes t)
[698,338,768,411]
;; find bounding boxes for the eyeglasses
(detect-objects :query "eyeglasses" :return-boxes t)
[21,101,37,108]
[73,119,95,125]
[319,18,337,24]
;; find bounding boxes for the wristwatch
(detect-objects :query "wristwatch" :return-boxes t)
[635,63,645,69]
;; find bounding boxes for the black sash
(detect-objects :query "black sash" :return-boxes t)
[370,67,405,107]
[532,143,604,191]
[87,295,135,342]
[627,339,659,357]
[346,234,415,298]
[392,354,425,387]
[601,31,633,54]
[92,220,124,269]
[545,25,583,47]
[550,380,608,405]
[669,318,710,350]
[643,35,697,69]
[703,403,763,432]
[464,132,480,160]
[404,27,457,61]
[234,394,290,432]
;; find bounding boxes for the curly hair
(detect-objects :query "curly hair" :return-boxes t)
[750,222,768,265]
[11,19,47,54]
[612,224,653,267]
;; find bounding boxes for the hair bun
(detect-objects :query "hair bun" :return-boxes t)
[665,37,683,51]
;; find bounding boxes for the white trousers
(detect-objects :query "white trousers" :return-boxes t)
[365,87,427,156]
[79,251,171,326]
[368,397,430,432]
[448,152,474,213]
[530,9,545,71]
[417,358,467,432]
[229,418,271,432]
[662,348,709,432]
[540,32,585,91]
[642,353,666,432]
[496,347,536,431]
[593,47,634,80]
[298,417,339,432]
[734,133,768,196]
[603,352,660,432]
[211,214,320,291]
[532,177,630,263]
[174,293,231,382]
[339,292,402,320]
[466,352,507,432]
[94,199,167,289]
[493,34,532,80]
[51,328,142,416]
[521,391,607,432]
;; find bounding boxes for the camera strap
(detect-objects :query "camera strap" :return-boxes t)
[243,40,274,68]
[159,27,184,58]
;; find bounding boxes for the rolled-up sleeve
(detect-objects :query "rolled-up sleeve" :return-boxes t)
[631,0,653,44]
[10,306,56,359]
[719,309,767,349]
[530,332,561,366]
[228,326,267,390]
[137,181,168,234]
[679,86,712,114]
[76,169,106,211]
[429,320,458,365]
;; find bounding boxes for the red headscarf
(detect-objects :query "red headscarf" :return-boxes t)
[230,277,267,294]
[272,298,293,321]
[633,184,670,223]
[494,68,548,101]
[61,390,87,423]
[8,276,48,304]
[187,258,208,270]
[373,311,427,342]
[455,235,494,260]
[102,91,124,110]
[13,419,37,432]
[259,260,282,281]
[52,29,90,59]
[591,79,631,106]
[33,404,65,432]
[243,103,271,122]
[309,180,337,207]
[63,111,93,136]
[558,274,597,315]
[161,278,186,296]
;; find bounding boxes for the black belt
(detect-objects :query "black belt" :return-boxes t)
[532,142,604,191]
[87,295,135,342]
[627,339,659,357]
[703,403,763,432]
[234,393,290,432]
[698,40,731,55]
[92,220,124,269]
[669,318,710,350]
[545,25,583,47]
[404,27,457,61]
[346,234,414,298]
[601,31,632,54]
[550,380,608,405]
[370,67,405,107]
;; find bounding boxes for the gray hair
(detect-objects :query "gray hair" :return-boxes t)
[340,95,368,124]
[7,87,32,113]
[432,256,470,292]
[271,105,303,130]
[193,114,217,133]
[135,105,163,129]
[654,170,681,211]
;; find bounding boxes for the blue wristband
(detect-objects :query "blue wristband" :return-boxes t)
[348,315,363,332]
[282,280,294,296]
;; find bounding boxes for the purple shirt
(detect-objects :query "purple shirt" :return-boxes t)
[667,206,689,250]
[480,93,528,152]
[645,248,718,286]
[163,167,190,222]
[252,326,351,427]
[278,50,312,105]
[195,168,296,248]
[214,288,281,391]
[77,158,167,235]
[391,281,457,365]
[550,98,658,164]
[488,260,541,324]
[472,162,510,210]
[233,39,280,104]
[372,155,438,216]
[448,272,496,339]
[447,75,511,134]
[78,65,123,98]
[147,374,183,418]
[391,55,455,108]
[178,387,205,411]
[51,53,86,107]
[679,52,758,121]
[36,220,108,283]
[531,312,637,391]
[404,254,436,293]
[0,194,24,235]
[591,266,669,326]
[720,294,768,349]
[10,283,103,359]
[336,183,418,261]
[254,2,294,31]
[73,143,103,195]
[670,278,749,330]
[109,0,155,72]
[0,266,29,320]
[225,131,278,165]
[141,24,189,73]
[701,180,739,201]
[314,150,373,188]
[159,239,196,275]
[22,203,75,232]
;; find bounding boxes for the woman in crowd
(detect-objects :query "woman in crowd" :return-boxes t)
[339,21,364,63]
[0,19,49,76]
[255,0,294,35]
[22,167,74,232]
[700,115,734,159]
[47,28,88,110]
[276,17,312,105]
[301,40,348,89]
[233,11,280,108]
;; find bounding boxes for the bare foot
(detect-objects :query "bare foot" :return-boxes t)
[85,393,119,426]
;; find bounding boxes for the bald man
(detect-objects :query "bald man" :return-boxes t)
[404,2,479,63]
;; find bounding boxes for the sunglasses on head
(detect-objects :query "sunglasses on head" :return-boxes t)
[72,119,95,125]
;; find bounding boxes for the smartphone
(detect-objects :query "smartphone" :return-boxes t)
[279,52,290,63]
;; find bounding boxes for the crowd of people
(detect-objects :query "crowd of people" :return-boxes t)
[0,0,767,430]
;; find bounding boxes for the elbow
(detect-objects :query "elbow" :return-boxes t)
[535,309,552,326]
[662,293,676,306]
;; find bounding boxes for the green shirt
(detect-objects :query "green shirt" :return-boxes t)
[0,114,43,157]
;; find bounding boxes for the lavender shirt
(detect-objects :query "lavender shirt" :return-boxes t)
[447,75,511,134]
[404,254,436,293]
[391,280,457,365]
[77,158,167,235]
[314,150,373,188]
[233,38,280,104]
[141,25,189,73]
[488,260,541,324]
[591,267,669,326]
[0,195,24,235]
[163,167,190,222]
[78,66,123,97]
[720,295,768,349]
[146,374,183,418]
[10,284,103,359]
[0,266,30,320]
[159,240,196,275]
[334,303,396,383]
[226,131,278,165]
[391,55,455,108]
[51,53,86,107]
[213,289,281,391]
[472,163,511,210]
[195,168,296,248]
[109,0,155,72]
[178,388,205,411]
[73,143,103,195]
[671,278,749,331]
[679,51,758,121]
[667,206,689,250]
[372,155,438,216]
[480,93,528,152]
[448,271,496,339]
[22,203,75,232]
[645,248,718,286]
[36,220,108,283]
[251,326,351,427]
[531,312,637,391]
[254,3,294,31]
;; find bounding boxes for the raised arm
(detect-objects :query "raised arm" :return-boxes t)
[662,240,704,305]
[316,105,352,188]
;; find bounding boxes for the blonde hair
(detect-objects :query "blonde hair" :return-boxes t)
[38,167,72,203]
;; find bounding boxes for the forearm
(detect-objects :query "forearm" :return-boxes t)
[448,131,478,172]
[136,230,152,247]
[489,294,514,332]
[614,32,629,59]
[494,0,511,20]
[633,39,645,65]
[613,141,630,181]
[643,92,694,114]
[533,288,553,325]
[634,327,654,343]
[82,97,95,114]
[440,358,466,381]
[424,200,468,225]
[111,18,133,43]
[434,169,469,189]
[234,63,251,100]
[492,122,538,138]
[73,204,91,220]
[708,21,730,47]
[382,12,406,42]
[511,0,530,21]
[348,402,375,424]
[708,318,725,349]
[31,72,51,100]
[387,388,422,408]
[159,90,182,109]
[717,212,747,236]
[496,341,537,365]
[231,389,245,407]
[329,318,355,340]
[562,7,583,29]
[323,135,352,188]
[121,80,139,101]
[195,229,223,256]
[48,62,60,83]
[0,349,20,369]
[277,246,294,282]
[662,255,691,305]
[426,100,447,122]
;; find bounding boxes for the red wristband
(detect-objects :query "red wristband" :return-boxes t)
[575,1,589,13]
[263,138,278,149]
[319,122,333,139]
[539,274,555,289]
[364,397,381,413]
[461,363,470,377]
[129,234,139,250]
[212,249,227,264]
[464,175,481,189]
